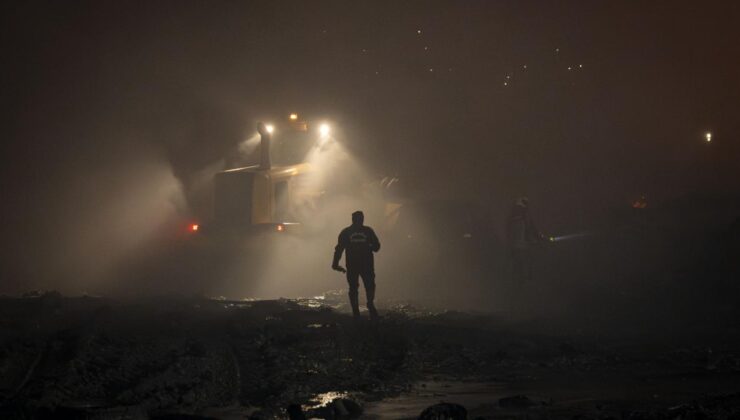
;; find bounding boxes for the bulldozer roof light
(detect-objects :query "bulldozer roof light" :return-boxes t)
[289,113,298,120]
[265,124,275,134]
[319,123,330,137]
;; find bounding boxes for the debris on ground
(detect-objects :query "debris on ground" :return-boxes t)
[2,293,740,419]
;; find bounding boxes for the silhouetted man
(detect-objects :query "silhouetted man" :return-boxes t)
[332,211,381,320]
[506,197,544,283]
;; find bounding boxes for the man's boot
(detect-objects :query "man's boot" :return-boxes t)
[366,283,379,321]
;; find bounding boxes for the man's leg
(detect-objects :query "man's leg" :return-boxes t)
[511,249,524,284]
[360,269,378,320]
[346,270,361,319]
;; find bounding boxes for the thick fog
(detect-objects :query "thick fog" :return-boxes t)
[3,2,740,333]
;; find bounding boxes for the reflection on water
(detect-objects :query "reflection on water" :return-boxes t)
[363,381,503,419]
[305,391,350,409]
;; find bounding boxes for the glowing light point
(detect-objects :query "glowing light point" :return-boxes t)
[319,123,331,137]
[190,224,199,232]
[289,113,298,120]
[417,29,422,35]
[579,64,583,68]
[276,224,284,232]
[705,132,712,142]
[265,124,274,134]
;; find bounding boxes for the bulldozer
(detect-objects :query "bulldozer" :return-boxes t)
[196,115,328,236]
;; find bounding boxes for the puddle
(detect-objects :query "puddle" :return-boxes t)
[363,381,504,419]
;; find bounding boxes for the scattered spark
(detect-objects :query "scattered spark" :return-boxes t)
[424,46,429,51]
[506,75,511,79]
[555,48,560,53]
[705,132,712,142]
[567,66,572,71]
[523,64,527,69]
[417,29,422,35]
[503,82,508,86]
[579,64,583,68]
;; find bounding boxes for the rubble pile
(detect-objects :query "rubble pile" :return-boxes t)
[2,294,740,419]
[0,295,412,418]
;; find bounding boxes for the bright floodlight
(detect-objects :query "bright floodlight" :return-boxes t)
[705,132,712,142]
[319,123,331,137]
[265,124,275,134]
[289,113,298,120]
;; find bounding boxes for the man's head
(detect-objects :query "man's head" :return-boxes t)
[515,197,530,208]
[351,211,364,226]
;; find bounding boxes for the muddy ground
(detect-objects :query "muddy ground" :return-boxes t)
[1,292,740,419]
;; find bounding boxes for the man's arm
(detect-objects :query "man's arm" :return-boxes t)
[332,231,346,272]
[526,213,545,242]
[368,228,381,252]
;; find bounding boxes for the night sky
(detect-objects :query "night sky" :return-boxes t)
[2,1,739,289]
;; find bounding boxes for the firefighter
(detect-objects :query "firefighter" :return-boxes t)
[506,197,544,283]
[332,211,381,320]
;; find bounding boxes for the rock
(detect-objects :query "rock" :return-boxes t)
[287,404,306,420]
[418,402,467,420]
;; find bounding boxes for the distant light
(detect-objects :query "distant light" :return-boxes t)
[319,123,331,137]
[417,29,422,35]
[189,224,199,232]
[578,64,583,68]
[276,224,285,232]
[265,124,274,134]
[289,113,298,120]
[705,132,712,142]
[567,66,572,71]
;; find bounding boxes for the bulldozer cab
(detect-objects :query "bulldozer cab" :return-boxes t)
[213,163,315,231]
[211,115,325,233]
